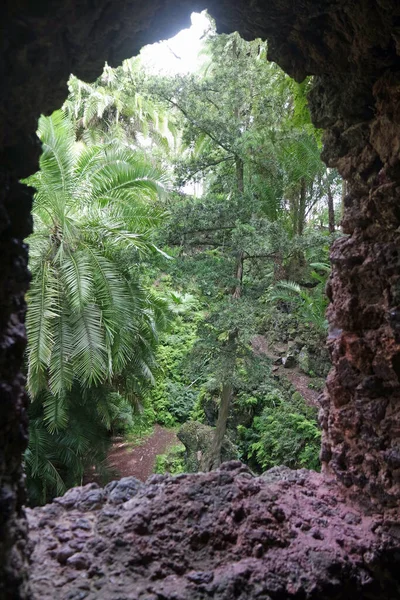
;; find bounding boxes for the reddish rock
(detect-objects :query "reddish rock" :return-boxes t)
[27,464,399,599]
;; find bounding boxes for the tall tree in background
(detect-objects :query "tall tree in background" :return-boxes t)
[149,33,285,218]
[149,31,339,467]
[64,60,178,156]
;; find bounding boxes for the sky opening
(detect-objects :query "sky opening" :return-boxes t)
[139,11,212,75]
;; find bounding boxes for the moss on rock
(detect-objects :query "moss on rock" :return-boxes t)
[178,421,238,472]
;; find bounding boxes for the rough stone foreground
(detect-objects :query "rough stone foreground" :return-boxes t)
[27,462,399,599]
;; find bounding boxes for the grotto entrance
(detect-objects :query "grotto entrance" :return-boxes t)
[1,1,400,598]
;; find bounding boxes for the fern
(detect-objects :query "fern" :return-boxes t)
[267,276,328,334]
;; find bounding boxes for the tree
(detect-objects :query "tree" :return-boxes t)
[24,110,169,501]
[149,33,287,217]
[147,31,338,468]
[63,60,177,155]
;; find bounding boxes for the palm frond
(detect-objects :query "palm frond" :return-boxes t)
[36,111,77,196]
[60,251,94,311]
[26,260,58,397]
[70,303,109,386]
[43,391,69,433]
[48,302,74,396]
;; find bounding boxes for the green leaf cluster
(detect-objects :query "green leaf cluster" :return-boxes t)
[238,390,321,472]
[24,110,170,502]
[154,444,186,475]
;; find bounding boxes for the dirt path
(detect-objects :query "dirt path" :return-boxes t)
[107,425,179,482]
[251,334,321,407]
[278,367,320,406]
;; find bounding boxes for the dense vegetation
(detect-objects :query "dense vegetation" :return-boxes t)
[23,15,341,504]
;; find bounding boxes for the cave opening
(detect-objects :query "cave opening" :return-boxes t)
[22,8,332,508]
[1,1,400,598]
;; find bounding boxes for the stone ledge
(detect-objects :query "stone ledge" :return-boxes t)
[27,462,399,599]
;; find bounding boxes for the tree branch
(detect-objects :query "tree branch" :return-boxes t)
[179,225,235,235]
[183,155,235,180]
[157,93,234,155]
[243,252,278,261]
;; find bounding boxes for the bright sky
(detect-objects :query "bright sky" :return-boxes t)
[139,11,212,75]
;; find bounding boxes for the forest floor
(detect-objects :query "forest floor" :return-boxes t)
[251,334,320,407]
[275,367,320,406]
[85,333,320,486]
[85,425,179,485]
[107,425,179,482]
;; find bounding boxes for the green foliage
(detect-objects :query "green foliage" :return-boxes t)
[308,378,325,392]
[64,61,175,154]
[238,390,321,472]
[25,385,110,504]
[191,351,272,424]
[25,111,168,403]
[154,444,186,475]
[265,262,330,335]
[24,25,336,495]
[143,30,337,469]
[267,280,328,333]
[144,295,202,426]
[23,110,171,502]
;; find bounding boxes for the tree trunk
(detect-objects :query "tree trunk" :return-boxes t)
[235,157,244,194]
[289,196,298,237]
[207,252,242,471]
[232,251,244,299]
[297,177,307,235]
[327,183,335,233]
[273,252,286,281]
[205,380,233,470]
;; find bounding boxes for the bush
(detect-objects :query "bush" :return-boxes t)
[154,444,186,475]
[146,312,202,426]
[238,390,321,472]
[164,382,198,422]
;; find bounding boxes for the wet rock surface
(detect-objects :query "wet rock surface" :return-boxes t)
[27,462,399,599]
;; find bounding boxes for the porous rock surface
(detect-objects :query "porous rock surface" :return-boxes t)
[318,58,400,509]
[27,462,399,599]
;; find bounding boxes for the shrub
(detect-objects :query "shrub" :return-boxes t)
[146,311,202,426]
[154,444,186,475]
[238,390,321,472]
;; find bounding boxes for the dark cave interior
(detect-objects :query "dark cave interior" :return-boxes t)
[1,1,400,597]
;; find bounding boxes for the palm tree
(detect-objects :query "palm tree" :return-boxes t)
[63,61,176,150]
[23,110,169,501]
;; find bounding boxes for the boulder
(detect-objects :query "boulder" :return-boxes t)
[298,347,311,374]
[282,354,296,369]
[178,421,238,472]
[27,463,399,599]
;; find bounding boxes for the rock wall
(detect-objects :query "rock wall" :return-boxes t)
[0,172,32,598]
[1,0,400,597]
[310,27,400,511]
[27,464,400,599]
